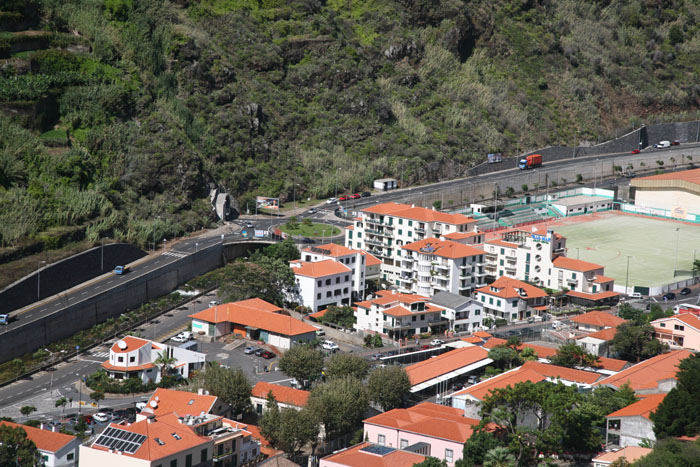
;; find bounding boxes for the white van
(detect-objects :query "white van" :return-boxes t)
[629,292,643,299]
[208,300,219,307]
[654,141,671,149]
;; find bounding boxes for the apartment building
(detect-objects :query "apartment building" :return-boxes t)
[354,290,447,340]
[429,291,484,332]
[345,202,477,285]
[290,259,353,311]
[483,228,618,305]
[299,244,368,299]
[475,276,548,323]
[398,238,487,297]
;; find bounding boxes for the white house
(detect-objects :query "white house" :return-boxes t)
[1,421,81,467]
[354,290,447,340]
[605,393,666,448]
[398,237,487,297]
[345,202,477,285]
[100,336,206,384]
[300,243,367,299]
[428,291,484,333]
[290,259,353,311]
[251,381,310,414]
[474,276,548,324]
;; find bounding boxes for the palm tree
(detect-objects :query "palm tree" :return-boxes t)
[55,397,68,415]
[154,351,177,379]
[484,446,516,467]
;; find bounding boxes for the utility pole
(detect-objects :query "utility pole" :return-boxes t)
[625,255,633,295]
[673,228,680,276]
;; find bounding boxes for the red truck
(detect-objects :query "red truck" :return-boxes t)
[518,153,542,170]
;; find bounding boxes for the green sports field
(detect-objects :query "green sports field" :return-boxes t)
[551,214,700,287]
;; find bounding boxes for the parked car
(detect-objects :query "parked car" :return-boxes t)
[171,331,192,343]
[631,149,640,154]
[338,195,349,201]
[244,346,258,355]
[308,208,317,214]
[245,221,254,228]
[322,340,339,351]
[370,353,382,361]
[109,412,121,421]
[629,292,643,299]
[663,292,676,300]
[208,300,220,307]
[93,413,110,423]
[680,287,692,295]
[254,348,266,356]
[672,140,681,145]
[421,344,431,350]
[326,197,337,204]
[361,191,371,197]
[260,351,275,359]
[350,193,361,199]
[0,314,10,325]
[314,328,325,337]
[47,421,62,429]
[430,339,444,346]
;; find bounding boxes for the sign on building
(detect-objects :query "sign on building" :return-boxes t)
[256,196,279,210]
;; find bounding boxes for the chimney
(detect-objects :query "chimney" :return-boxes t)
[198,388,204,395]
[40,423,45,430]
[411,204,415,208]
[52,425,57,432]
[432,206,435,211]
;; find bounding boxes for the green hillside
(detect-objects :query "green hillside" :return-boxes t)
[1,0,699,251]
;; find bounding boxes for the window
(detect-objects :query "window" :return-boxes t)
[608,419,620,430]
[659,322,665,327]
[348,231,353,238]
[408,231,413,237]
[317,293,321,299]
[675,325,685,331]
[185,454,192,467]
[489,297,493,305]
[398,229,403,235]
[378,434,386,445]
[445,449,453,463]
[67,454,74,461]
[572,273,577,279]
[170,460,177,467]
[399,219,403,224]
[408,220,413,226]
[325,279,331,286]
[326,291,332,298]
[256,403,263,414]
[345,275,349,282]
[500,248,504,254]
[343,288,349,293]
[317,280,322,287]
[117,356,124,363]
[201,448,208,462]
[496,300,501,307]
[512,300,517,307]
[499,259,504,266]
[130,356,135,363]
[400,439,408,449]
[336,277,340,284]
[412,315,417,322]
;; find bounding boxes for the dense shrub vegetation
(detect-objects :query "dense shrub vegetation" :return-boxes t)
[1,0,699,250]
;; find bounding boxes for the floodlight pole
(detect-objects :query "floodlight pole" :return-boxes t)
[625,255,633,295]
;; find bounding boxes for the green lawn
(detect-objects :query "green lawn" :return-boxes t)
[278,222,341,237]
[554,215,700,287]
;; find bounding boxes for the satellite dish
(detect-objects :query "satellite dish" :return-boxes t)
[149,400,158,408]
[117,340,127,350]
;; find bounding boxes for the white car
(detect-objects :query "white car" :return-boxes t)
[326,197,337,204]
[171,331,192,343]
[430,339,444,346]
[321,340,339,351]
[93,412,110,423]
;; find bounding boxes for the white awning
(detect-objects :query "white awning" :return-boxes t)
[409,358,493,393]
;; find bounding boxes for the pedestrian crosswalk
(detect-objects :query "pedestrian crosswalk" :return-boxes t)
[89,351,110,359]
[162,250,188,258]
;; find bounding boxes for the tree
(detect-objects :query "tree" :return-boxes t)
[202,363,253,417]
[368,365,411,411]
[0,424,39,467]
[250,237,300,263]
[433,200,442,210]
[259,392,281,446]
[634,438,700,466]
[308,377,368,439]
[521,184,528,192]
[520,347,538,361]
[483,446,516,467]
[505,186,514,197]
[651,353,700,438]
[550,343,600,368]
[319,305,356,329]
[612,322,668,362]
[487,346,522,370]
[262,407,320,456]
[413,457,447,467]
[55,397,68,415]
[19,406,36,418]
[154,351,177,379]
[90,391,105,408]
[278,345,324,384]
[219,258,296,307]
[460,426,501,466]
[617,303,645,324]
[9,358,24,382]
[325,353,370,381]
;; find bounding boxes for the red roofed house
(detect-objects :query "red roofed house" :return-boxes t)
[101,336,207,384]
[346,202,477,287]
[475,276,547,324]
[290,258,353,311]
[578,326,620,357]
[320,442,426,467]
[652,313,700,352]
[595,349,693,394]
[299,243,372,300]
[251,382,309,414]
[189,298,317,349]
[137,388,231,421]
[592,446,653,466]
[0,421,80,467]
[483,228,618,306]
[363,402,480,466]
[404,346,492,394]
[398,237,487,297]
[353,290,448,341]
[605,393,666,448]
[571,310,627,333]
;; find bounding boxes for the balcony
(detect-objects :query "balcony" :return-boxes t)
[505,265,516,273]
[365,227,386,235]
[415,226,426,233]
[434,262,449,270]
[402,256,414,263]
[383,321,413,330]
[365,238,384,247]
[213,451,235,462]
[484,252,497,259]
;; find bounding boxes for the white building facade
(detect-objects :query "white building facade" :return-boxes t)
[429,291,484,333]
[475,276,547,323]
[300,244,367,299]
[290,259,353,311]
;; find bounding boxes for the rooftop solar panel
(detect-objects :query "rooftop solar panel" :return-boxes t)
[360,445,395,456]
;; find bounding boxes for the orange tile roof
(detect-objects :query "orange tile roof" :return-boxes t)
[309,309,328,319]
[553,256,603,272]
[363,402,480,443]
[653,313,700,331]
[364,253,381,266]
[145,388,218,418]
[607,393,666,420]
[381,303,443,318]
[190,300,317,336]
[461,336,483,344]
[442,231,481,240]
[0,421,76,453]
[251,382,309,408]
[595,349,693,392]
[90,413,210,461]
[473,331,492,338]
[476,276,547,300]
[101,361,156,372]
[453,368,546,400]
[245,423,283,458]
[592,446,653,464]
[292,259,351,278]
[571,311,626,328]
[372,290,429,306]
[402,237,484,259]
[302,243,358,257]
[481,338,558,358]
[520,360,602,384]
[581,327,618,341]
[320,441,426,467]
[596,356,630,372]
[345,225,354,230]
[405,346,490,386]
[354,300,373,309]
[487,239,519,249]
[362,202,476,225]
[634,167,700,184]
[482,337,507,348]
[110,336,150,353]
[592,275,615,283]
[567,290,620,300]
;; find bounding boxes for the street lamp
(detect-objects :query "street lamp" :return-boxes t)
[625,255,634,295]
[293,183,299,211]
[163,238,167,251]
[37,260,46,301]
[195,242,199,253]
[673,228,680,276]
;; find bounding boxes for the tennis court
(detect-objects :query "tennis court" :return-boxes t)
[549,213,700,287]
